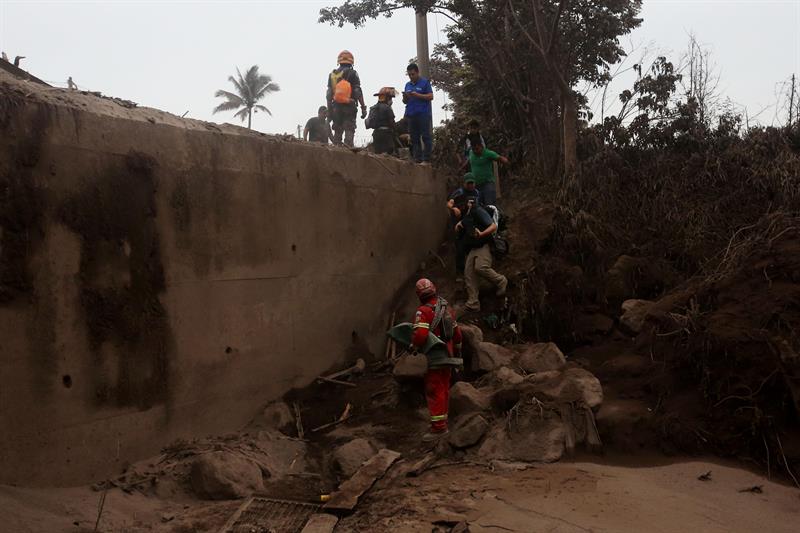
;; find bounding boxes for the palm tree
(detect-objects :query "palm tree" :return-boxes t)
[213,65,280,129]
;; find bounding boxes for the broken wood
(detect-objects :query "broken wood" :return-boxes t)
[316,375,357,388]
[323,448,401,512]
[384,311,396,360]
[311,403,352,433]
[293,402,304,440]
[321,358,366,382]
[584,408,603,453]
[560,404,576,457]
[300,513,339,533]
[406,452,439,477]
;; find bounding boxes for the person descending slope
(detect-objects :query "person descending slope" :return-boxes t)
[326,50,367,147]
[388,279,463,442]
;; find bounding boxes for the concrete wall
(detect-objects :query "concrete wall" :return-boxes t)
[0,74,445,486]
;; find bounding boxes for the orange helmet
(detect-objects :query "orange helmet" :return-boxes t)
[373,86,397,101]
[415,278,437,300]
[337,50,354,65]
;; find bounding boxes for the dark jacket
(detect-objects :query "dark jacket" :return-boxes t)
[365,102,395,130]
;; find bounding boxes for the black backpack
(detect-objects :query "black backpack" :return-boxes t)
[484,205,510,259]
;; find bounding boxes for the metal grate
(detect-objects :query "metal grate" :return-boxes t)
[220,496,322,533]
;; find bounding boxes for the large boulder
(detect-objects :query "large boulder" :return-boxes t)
[393,354,427,380]
[525,367,603,409]
[190,451,265,500]
[474,342,514,372]
[332,438,377,478]
[477,418,566,463]
[517,343,566,373]
[255,430,309,478]
[449,414,489,449]
[450,381,490,415]
[619,299,654,335]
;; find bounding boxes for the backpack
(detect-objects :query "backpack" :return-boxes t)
[426,297,455,342]
[485,205,510,259]
[485,204,508,232]
[331,70,353,104]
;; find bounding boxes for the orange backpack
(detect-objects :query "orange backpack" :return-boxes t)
[333,77,353,104]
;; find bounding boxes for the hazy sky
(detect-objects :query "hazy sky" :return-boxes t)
[1,1,799,143]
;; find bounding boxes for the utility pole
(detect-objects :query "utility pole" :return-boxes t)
[415,8,430,78]
[789,73,796,127]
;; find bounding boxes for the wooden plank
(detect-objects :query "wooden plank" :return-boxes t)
[323,448,401,512]
[300,513,339,533]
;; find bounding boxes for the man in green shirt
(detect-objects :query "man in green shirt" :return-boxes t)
[466,139,509,206]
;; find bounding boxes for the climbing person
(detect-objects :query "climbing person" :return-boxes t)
[464,139,509,206]
[402,63,434,163]
[304,105,333,144]
[447,174,482,276]
[457,197,508,312]
[410,279,463,441]
[447,173,482,208]
[326,50,367,147]
[67,76,78,90]
[365,87,397,155]
[458,119,487,169]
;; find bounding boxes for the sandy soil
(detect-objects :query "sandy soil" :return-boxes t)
[340,458,799,533]
[1,457,796,532]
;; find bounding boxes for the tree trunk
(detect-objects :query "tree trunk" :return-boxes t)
[561,89,578,176]
[248,108,252,129]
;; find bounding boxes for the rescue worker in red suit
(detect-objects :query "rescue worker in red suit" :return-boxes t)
[410,278,463,442]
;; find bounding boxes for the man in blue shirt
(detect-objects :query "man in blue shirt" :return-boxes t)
[403,63,434,163]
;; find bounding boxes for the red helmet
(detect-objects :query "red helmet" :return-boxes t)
[415,278,437,300]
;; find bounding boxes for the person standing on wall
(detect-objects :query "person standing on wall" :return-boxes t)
[403,63,434,164]
[465,139,509,206]
[326,50,367,147]
[304,106,334,144]
[365,87,398,155]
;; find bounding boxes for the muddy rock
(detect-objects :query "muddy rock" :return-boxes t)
[527,368,603,409]
[619,299,654,335]
[459,323,484,347]
[494,366,524,386]
[393,354,428,380]
[190,451,264,500]
[474,342,514,372]
[255,430,309,478]
[478,418,566,463]
[332,438,377,478]
[460,324,484,372]
[450,382,490,415]
[517,343,566,373]
[250,401,295,434]
[449,414,489,448]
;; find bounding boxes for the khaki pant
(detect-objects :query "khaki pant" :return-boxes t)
[465,244,507,309]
